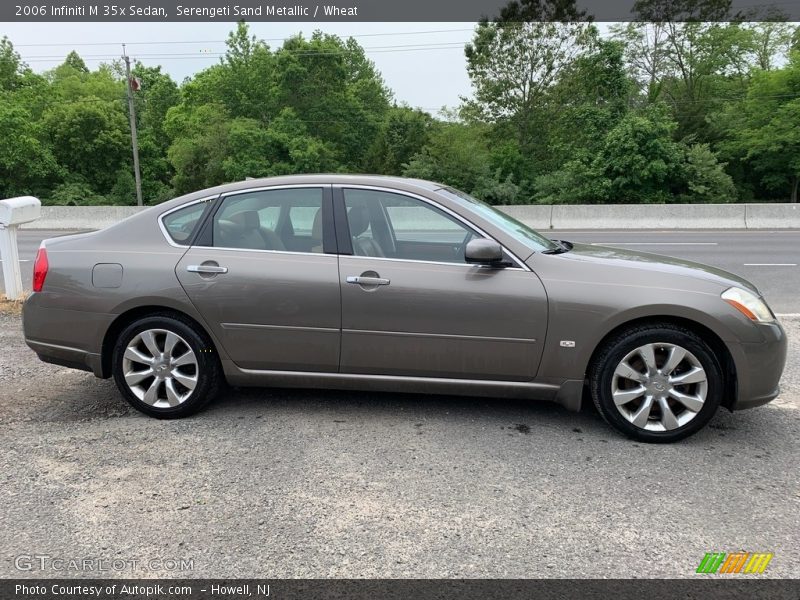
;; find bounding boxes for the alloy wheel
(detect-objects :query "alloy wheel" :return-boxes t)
[611,342,708,432]
[121,328,198,408]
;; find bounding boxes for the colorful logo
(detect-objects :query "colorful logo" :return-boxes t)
[696,552,773,574]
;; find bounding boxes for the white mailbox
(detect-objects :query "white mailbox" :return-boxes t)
[0,196,41,226]
[0,196,42,300]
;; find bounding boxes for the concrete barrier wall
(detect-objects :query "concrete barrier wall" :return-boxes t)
[503,203,800,230]
[549,204,748,229]
[744,203,800,229]
[493,205,553,230]
[17,203,800,230]
[20,206,146,230]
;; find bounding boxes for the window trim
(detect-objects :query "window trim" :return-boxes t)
[194,184,336,256]
[332,186,354,255]
[334,185,530,271]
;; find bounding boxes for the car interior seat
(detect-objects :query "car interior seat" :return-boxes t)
[348,206,385,257]
[217,210,286,251]
[311,208,324,253]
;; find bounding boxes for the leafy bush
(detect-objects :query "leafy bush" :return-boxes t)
[46,182,107,206]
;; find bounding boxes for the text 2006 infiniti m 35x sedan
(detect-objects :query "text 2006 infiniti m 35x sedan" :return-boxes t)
[23,175,787,442]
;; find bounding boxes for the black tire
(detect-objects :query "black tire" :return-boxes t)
[589,322,723,443]
[112,313,221,418]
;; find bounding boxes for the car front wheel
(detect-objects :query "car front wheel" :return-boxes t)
[112,314,221,418]
[589,322,723,443]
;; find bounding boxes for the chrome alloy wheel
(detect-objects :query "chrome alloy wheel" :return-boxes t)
[611,342,708,432]
[122,328,198,408]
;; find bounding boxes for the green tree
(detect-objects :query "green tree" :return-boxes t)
[164,103,231,195]
[546,39,633,168]
[495,0,587,20]
[0,103,60,198]
[274,31,389,169]
[0,36,25,91]
[43,99,129,193]
[63,50,89,73]
[367,106,433,175]
[217,22,279,121]
[716,52,800,202]
[48,182,107,206]
[404,120,522,204]
[632,0,732,21]
[680,143,737,203]
[749,22,795,70]
[536,106,686,203]
[167,23,390,183]
[465,20,594,152]
[222,109,336,181]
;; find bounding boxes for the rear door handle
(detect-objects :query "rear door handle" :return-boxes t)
[346,276,390,286]
[187,264,228,274]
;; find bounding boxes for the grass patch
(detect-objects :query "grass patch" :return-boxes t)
[0,297,26,315]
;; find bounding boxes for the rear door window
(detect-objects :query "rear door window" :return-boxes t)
[212,188,325,253]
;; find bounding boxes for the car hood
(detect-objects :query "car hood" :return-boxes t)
[547,242,760,295]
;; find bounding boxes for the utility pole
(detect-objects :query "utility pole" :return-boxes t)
[122,44,143,207]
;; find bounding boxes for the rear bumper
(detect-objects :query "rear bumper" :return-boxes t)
[730,320,787,411]
[22,295,112,378]
[26,339,103,376]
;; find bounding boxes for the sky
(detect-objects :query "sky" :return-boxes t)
[3,22,478,111]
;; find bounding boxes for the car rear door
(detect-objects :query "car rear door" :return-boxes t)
[175,185,341,372]
[335,186,548,381]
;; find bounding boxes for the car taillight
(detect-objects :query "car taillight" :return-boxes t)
[32,246,48,292]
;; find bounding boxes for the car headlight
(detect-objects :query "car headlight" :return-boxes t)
[721,287,775,323]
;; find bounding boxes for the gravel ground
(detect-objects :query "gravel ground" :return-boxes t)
[1,312,798,579]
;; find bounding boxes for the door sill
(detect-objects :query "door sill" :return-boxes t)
[223,365,561,401]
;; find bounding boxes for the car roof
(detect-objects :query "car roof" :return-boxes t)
[165,174,446,210]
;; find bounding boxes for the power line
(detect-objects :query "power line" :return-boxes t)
[17,94,449,114]
[20,40,469,60]
[21,46,470,64]
[12,28,475,48]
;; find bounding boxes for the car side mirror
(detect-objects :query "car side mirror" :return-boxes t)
[465,238,505,266]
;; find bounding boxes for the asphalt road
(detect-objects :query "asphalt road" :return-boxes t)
[4,229,799,312]
[1,310,798,578]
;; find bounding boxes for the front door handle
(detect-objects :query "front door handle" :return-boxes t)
[347,276,390,286]
[187,264,228,274]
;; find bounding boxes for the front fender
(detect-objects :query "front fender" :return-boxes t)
[535,279,762,382]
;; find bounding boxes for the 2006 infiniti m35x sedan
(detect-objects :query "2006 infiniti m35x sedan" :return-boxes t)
[23,175,787,442]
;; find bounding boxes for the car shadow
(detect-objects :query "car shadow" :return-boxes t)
[5,371,793,451]
[199,384,791,449]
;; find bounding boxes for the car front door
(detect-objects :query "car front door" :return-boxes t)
[336,187,548,382]
[176,185,341,372]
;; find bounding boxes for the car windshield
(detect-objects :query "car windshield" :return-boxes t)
[437,187,558,253]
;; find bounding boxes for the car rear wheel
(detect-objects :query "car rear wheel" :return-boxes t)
[112,314,221,418]
[589,323,723,443]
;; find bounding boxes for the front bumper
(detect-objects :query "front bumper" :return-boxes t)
[729,320,787,411]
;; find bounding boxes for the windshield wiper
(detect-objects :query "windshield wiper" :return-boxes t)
[542,240,572,255]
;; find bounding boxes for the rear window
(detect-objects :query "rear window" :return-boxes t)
[162,202,207,244]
